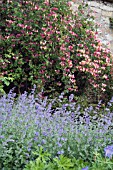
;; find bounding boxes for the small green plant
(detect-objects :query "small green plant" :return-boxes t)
[24,150,113,170]
[91,151,113,170]
[24,147,51,170]
[24,151,88,170]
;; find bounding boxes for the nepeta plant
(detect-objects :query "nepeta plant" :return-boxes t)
[0,0,112,100]
[0,90,113,169]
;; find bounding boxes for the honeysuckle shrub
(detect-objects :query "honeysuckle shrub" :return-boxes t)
[0,0,113,101]
[0,90,113,169]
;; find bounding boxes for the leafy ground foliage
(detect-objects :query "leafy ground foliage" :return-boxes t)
[0,0,113,103]
[0,89,113,169]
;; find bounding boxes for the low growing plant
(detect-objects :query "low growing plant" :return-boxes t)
[24,151,88,170]
[24,149,113,170]
[0,90,113,169]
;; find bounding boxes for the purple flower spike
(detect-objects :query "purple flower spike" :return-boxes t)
[57,150,64,155]
[35,132,39,136]
[0,135,4,139]
[110,97,113,103]
[82,166,89,170]
[104,145,113,159]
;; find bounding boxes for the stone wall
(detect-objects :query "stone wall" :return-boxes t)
[71,0,113,54]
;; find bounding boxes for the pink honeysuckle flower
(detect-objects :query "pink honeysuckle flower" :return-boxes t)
[68,45,73,51]
[51,7,58,11]
[34,5,39,10]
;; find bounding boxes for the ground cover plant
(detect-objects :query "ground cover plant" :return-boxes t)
[0,0,113,102]
[0,89,113,169]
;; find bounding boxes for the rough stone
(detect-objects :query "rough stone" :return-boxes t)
[90,6,102,13]
[101,10,113,17]
[101,5,113,11]
[75,0,113,54]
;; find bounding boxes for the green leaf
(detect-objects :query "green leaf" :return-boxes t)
[53,155,74,169]
[5,54,12,58]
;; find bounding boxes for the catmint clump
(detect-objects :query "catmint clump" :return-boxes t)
[0,89,113,169]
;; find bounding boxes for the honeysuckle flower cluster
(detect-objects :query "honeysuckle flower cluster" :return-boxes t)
[0,0,112,98]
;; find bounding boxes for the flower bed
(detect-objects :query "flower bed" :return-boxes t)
[0,89,113,169]
[0,1,113,168]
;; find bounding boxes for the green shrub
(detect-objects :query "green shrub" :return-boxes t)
[0,0,113,101]
[24,149,113,170]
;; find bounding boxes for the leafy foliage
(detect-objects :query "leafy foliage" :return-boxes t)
[24,150,113,170]
[24,153,88,170]
[0,0,112,101]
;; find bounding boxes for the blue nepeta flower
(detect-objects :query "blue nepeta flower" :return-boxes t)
[82,166,89,170]
[57,150,64,155]
[104,145,113,159]
[110,97,113,103]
